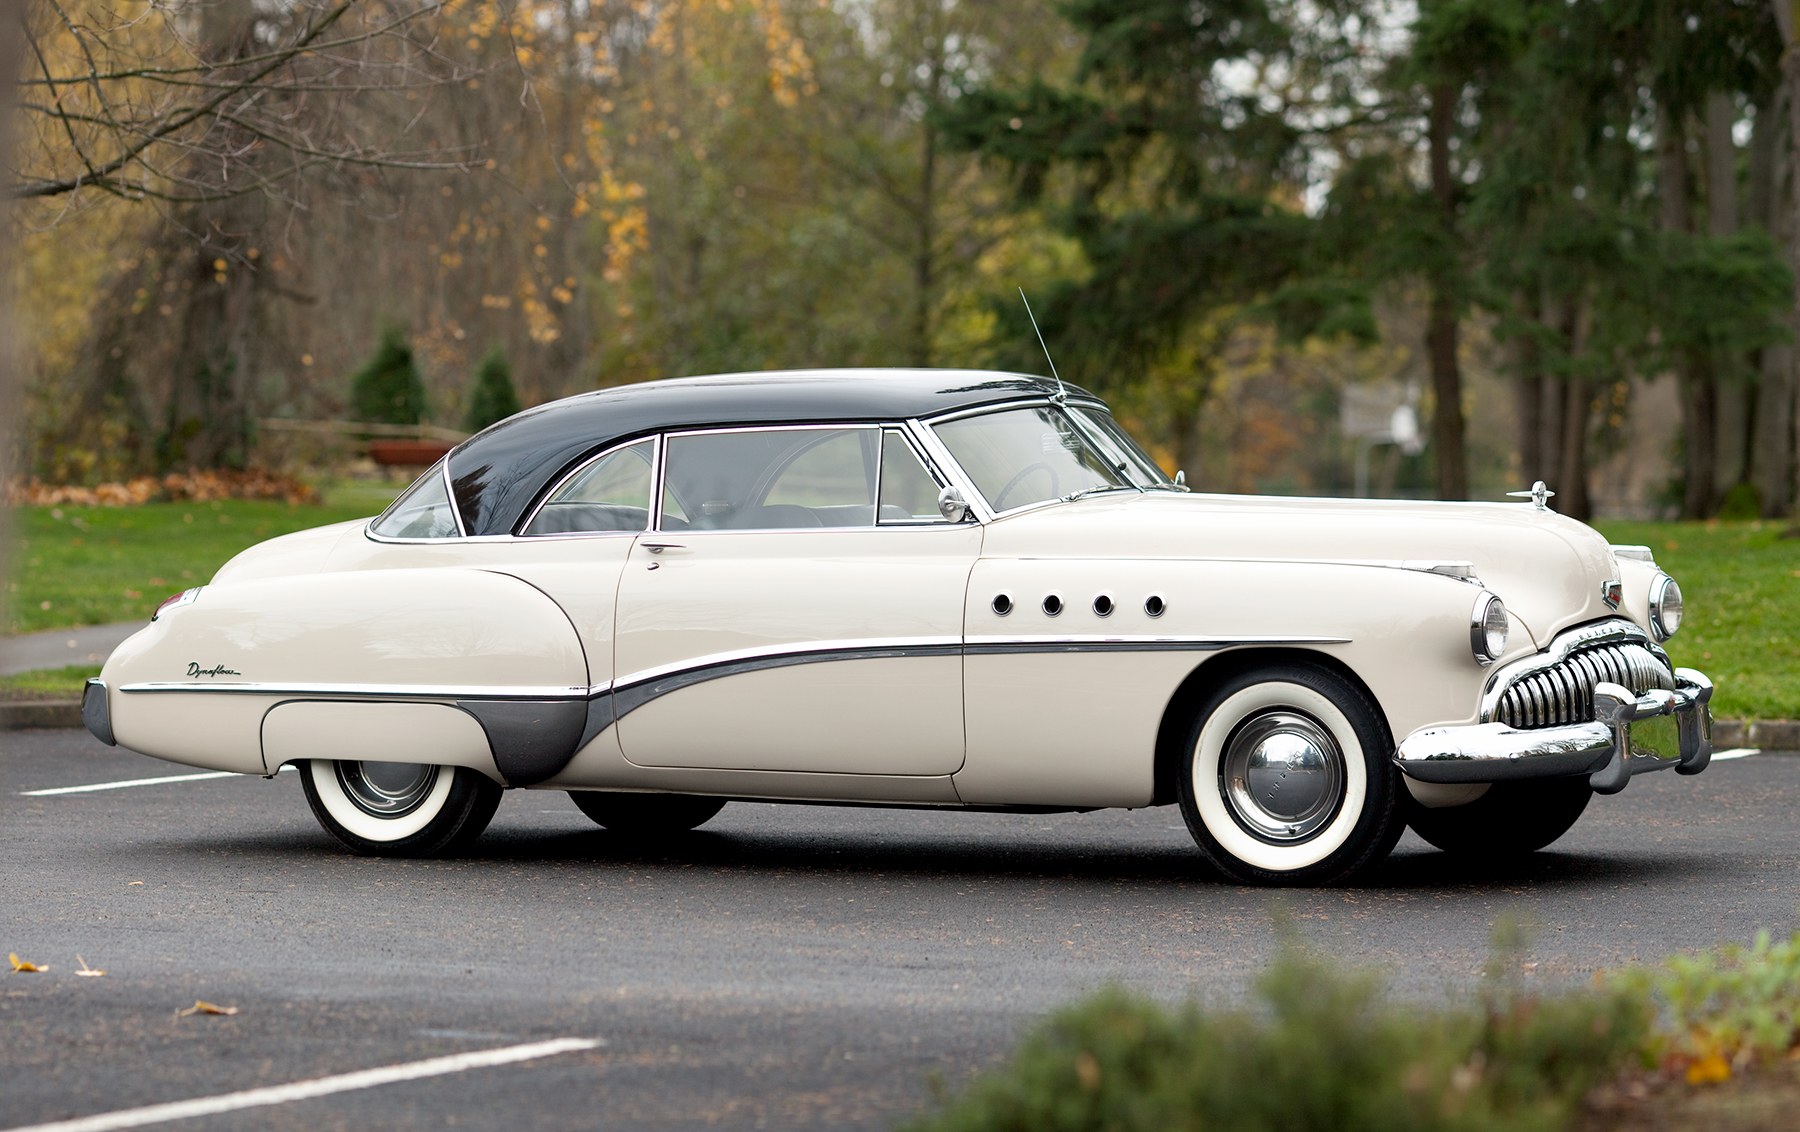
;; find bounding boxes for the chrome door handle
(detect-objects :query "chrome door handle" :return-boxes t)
[641,541,686,554]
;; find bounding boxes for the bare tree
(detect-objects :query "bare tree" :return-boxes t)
[12,0,479,204]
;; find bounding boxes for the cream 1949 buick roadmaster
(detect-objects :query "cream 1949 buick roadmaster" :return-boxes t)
[83,369,1712,885]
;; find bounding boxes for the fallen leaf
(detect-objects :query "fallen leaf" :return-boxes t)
[1685,1052,1731,1086]
[9,952,47,973]
[176,1000,238,1018]
[75,955,105,977]
[127,881,144,887]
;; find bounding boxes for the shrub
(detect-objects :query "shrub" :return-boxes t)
[350,325,427,426]
[464,346,522,431]
[905,942,1644,1132]
[1612,929,1800,1084]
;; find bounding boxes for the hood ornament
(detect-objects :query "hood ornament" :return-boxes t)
[1507,480,1556,511]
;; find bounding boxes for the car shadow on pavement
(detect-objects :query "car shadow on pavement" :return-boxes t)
[159,823,1730,894]
[1366,844,1734,890]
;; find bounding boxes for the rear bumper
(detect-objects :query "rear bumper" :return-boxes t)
[82,679,116,746]
[1394,668,1713,795]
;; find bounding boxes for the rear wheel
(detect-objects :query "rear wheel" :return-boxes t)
[1407,778,1592,856]
[569,791,726,834]
[1178,663,1405,886]
[302,760,501,856]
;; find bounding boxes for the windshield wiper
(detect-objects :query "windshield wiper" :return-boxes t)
[1062,484,1140,502]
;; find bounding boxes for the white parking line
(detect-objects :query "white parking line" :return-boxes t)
[4,1037,601,1132]
[20,772,236,796]
[1711,748,1760,761]
[20,766,296,797]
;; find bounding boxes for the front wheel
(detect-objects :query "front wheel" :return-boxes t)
[1178,663,1404,886]
[302,760,502,857]
[568,791,726,834]
[1406,778,1592,856]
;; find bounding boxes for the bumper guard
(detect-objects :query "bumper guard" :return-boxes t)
[82,678,116,746]
[1394,668,1712,795]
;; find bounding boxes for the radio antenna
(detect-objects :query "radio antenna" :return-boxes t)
[1018,288,1068,406]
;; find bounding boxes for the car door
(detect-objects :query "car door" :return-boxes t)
[612,424,978,776]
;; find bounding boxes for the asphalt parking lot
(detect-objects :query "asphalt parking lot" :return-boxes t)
[2,731,1794,1131]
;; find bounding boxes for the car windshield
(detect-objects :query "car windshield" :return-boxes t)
[1073,408,1175,489]
[931,406,1133,512]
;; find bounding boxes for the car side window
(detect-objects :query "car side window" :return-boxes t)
[877,429,948,524]
[370,461,461,539]
[522,439,654,535]
[662,427,882,529]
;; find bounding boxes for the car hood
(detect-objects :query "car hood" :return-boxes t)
[980,492,1622,649]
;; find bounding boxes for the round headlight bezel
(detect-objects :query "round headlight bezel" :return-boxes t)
[1470,593,1508,666]
[1649,573,1683,642]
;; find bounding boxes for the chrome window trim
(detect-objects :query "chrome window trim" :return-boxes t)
[365,533,528,546]
[1478,618,1667,722]
[445,458,469,538]
[649,432,669,530]
[921,396,1103,428]
[518,435,659,538]
[902,417,992,523]
[877,426,953,526]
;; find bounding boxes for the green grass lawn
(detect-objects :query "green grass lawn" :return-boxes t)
[3,499,1794,719]
[6,484,394,636]
[0,663,101,700]
[1595,520,1800,721]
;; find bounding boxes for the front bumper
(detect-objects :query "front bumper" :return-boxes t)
[1394,668,1713,795]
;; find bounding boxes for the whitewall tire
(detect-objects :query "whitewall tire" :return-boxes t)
[1178,663,1404,886]
[302,760,502,857]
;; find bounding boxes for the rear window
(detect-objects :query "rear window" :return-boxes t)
[370,461,462,539]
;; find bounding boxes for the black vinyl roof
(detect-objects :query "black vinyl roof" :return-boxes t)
[446,368,1101,537]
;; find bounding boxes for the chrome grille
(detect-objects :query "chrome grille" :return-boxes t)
[1494,643,1673,729]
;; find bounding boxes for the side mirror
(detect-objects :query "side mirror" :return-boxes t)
[936,486,974,523]
[1173,470,1190,492]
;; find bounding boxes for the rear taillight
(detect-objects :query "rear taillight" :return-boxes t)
[152,587,202,621]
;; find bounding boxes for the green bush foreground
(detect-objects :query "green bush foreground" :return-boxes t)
[905,926,1800,1132]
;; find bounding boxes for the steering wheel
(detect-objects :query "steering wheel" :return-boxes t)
[993,462,1059,510]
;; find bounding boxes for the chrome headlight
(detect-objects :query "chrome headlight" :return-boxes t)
[1649,573,1683,642]
[1470,593,1508,665]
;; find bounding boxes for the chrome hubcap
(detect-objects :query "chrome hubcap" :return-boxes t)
[336,761,438,818]
[1219,711,1345,843]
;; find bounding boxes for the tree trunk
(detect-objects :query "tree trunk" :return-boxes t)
[1706,93,1752,490]
[1778,0,1800,520]
[1553,300,1592,519]
[1426,81,1468,499]
[159,2,263,470]
[912,99,938,367]
[1513,290,1547,483]
[1750,77,1795,516]
[1658,106,1718,517]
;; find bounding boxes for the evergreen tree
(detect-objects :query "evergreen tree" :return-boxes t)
[936,0,1367,480]
[349,325,427,426]
[464,346,522,431]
